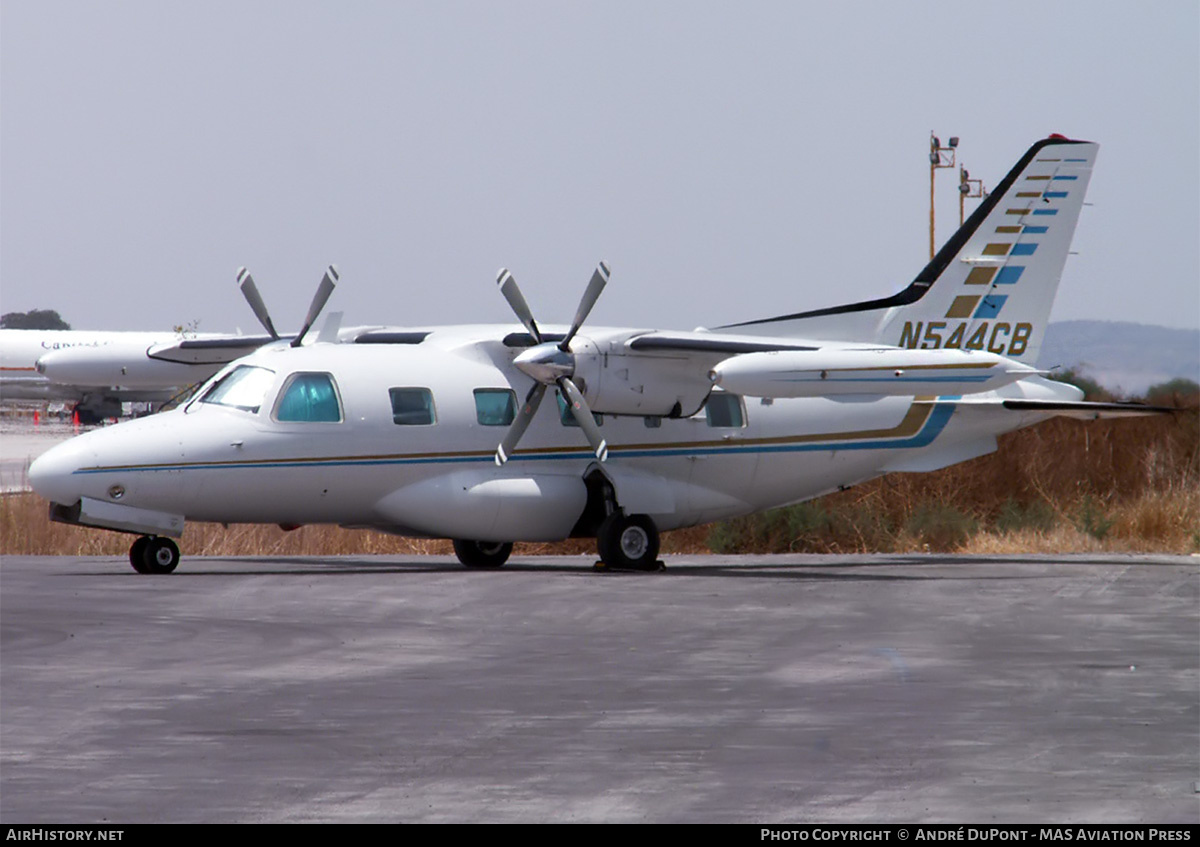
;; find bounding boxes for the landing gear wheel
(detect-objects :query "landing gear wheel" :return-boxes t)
[129,536,151,574]
[597,513,661,571]
[453,539,513,569]
[72,406,103,426]
[141,537,180,574]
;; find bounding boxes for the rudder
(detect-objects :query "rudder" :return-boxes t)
[718,135,1099,363]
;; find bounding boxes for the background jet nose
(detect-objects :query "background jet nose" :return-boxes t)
[28,440,91,505]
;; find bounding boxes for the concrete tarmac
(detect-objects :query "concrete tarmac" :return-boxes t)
[1,553,1196,824]
[0,420,85,493]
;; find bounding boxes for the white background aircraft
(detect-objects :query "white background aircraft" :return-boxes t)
[29,136,1164,574]
[1,328,205,420]
[0,268,341,421]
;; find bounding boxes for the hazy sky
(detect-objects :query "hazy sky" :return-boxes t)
[2,1,1197,333]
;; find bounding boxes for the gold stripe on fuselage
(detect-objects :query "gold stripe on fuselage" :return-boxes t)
[82,399,941,472]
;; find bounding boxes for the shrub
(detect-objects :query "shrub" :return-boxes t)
[994,498,1056,534]
[1072,496,1114,540]
[902,503,979,551]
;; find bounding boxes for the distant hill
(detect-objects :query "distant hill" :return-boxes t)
[1037,321,1199,395]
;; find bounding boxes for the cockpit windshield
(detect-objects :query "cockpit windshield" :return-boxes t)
[198,365,276,413]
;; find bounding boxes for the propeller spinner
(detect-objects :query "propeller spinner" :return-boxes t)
[494,262,610,466]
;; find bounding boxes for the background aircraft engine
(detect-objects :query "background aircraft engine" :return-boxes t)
[36,345,205,390]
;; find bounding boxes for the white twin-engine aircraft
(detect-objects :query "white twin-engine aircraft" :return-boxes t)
[29,136,1159,574]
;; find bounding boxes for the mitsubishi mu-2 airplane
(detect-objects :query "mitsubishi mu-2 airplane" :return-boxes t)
[29,135,1162,573]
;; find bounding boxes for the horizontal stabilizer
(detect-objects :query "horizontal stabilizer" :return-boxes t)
[999,399,1175,419]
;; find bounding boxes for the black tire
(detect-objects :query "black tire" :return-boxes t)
[129,536,151,574]
[141,537,180,574]
[597,513,660,570]
[453,539,513,569]
[73,406,103,426]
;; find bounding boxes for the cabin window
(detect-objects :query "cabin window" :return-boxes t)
[199,365,276,413]
[705,393,745,428]
[275,372,343,423]
[474,388,516,426]
[556,389,603,427]
[389,388,436,425]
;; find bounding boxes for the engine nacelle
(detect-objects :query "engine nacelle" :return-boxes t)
[572,337,714,417]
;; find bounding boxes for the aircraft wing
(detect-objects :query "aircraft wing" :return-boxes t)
[145,334,283,365]
[583,328,1040,415]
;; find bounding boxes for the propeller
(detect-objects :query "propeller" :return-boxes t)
[495,382,549,466]
[497,269,542,342]
[291,265,340,347]
[236,267,279,340]
[235,265,340,347]
[494,262,611,466]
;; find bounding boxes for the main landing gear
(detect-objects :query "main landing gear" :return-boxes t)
[450,512,662,572]
[129,536,180,574]
[452,539,514,569]
[596,512,662,571]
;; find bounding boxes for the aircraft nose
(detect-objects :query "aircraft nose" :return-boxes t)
[28,439,91,505]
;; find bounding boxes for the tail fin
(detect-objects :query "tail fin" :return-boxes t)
[718,135,1099,362]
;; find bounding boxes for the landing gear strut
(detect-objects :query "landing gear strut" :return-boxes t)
[453,539,513,569]
[596,512,661,571]
[129,536,180,574]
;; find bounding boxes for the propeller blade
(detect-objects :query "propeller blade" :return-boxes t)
[236,267,279,340]
[559,261,609,351]
[495,383,547,466]
[558,377,608,462]
[291,265,340,348]
[497,268,542,343]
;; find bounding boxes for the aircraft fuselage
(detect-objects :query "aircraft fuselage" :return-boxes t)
[29,330,1053,542]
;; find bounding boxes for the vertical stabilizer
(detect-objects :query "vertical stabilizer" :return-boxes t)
[718,136,1098,362]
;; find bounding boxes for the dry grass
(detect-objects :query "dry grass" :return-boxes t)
[0,492,716,559]
[3,409,1196,558]
[958,525,1107,555]
[707,407,1198,555]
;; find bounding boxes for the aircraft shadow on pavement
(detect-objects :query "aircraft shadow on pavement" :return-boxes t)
[56,554,1072,583]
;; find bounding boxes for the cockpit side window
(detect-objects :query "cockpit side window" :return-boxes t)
[473,388,516,426]
[275,372,343,423]
[198,365,276,413]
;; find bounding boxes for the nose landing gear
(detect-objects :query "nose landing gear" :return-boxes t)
[129,536,180,574]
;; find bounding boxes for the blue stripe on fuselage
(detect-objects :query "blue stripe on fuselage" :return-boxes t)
[73,402,959,473]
